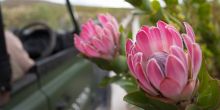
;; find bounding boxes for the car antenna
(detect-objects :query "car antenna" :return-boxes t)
[66,0,80,34]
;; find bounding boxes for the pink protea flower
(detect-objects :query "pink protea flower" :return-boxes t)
[126,21,202,103]
[74,14,119,60]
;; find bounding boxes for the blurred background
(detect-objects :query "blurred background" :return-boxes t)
[2,0,131,30]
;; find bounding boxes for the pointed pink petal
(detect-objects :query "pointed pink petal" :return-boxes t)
[135,63,159,96]
[105,22,119,45]
[140,25,150,34]
[165,55,187,88]
[157,20,168,29]
[126,39,133,53]
[81,24,90,33]
[184,22,195,42]
[98,14,108,25]
[160,27,173,52]
[168,27,183,48]
[146,59,164,90]
[170,46,188,70]
[139,82,159,96]
[74,35,86,54]
[80,24,91,40]
[91,38,108,54]
[160,78,181,101]
[136,30,153,58]
[131,44,140,55]
[103,27,114,44]
[102,28,115,48]
[106,14,119,29]
[132,52,143,69]
[102,36,114,54]
[192,43,202,80]
[156,21,172,51]
[180,80,196,100]
[103,28,115,55]
[109,22,119,42]
[94,25,104,39]
[127,54,135,76]
[84,44,100,57]
[87,20,96,35]
[183,34,193,56]
[149,27,163,52]
[164,28,174,49]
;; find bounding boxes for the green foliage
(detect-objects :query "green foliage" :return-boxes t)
[164,0,178,6]
[99,73,137,92]
[127,31,133,39]
[123,91,178,110]
[89,55,128,73]
[110,55,128,73]
[151,0,161,13]
[196,60,220,110]
[115,75,138,92]
[125,0,152,14]
[119,25,127,56]
[99,75,121,87]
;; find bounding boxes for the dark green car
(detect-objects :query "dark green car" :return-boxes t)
[0,1,110,110]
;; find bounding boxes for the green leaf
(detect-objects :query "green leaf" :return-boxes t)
[196,59,220,110]
[90,55,128,74]
[164,0,178,6]
[90,58,113,71]
[127,31,133,39]
[151,0,161,13]
[119,25,124,33]
[119,25,126,56]
[198,3,211,21]
[125,0,142,8]
[115,77,138,92]
[110,55,128,73]
[99,75,121,87]
[123,91,178,110]
[125,0,152,14]
[141,0,152,13]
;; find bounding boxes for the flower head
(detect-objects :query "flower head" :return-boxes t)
[126,21,202,102]
[74,13,119,60]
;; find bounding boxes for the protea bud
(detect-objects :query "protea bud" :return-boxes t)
[74,13,119,60]
[126,21,202,103]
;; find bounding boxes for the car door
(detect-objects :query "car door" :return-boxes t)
[36,47,110,110]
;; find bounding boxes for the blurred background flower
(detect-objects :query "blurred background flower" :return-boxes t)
[74,14,119,60]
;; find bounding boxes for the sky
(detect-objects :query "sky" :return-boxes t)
[1,0,184,7]
[42,0,134,8]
